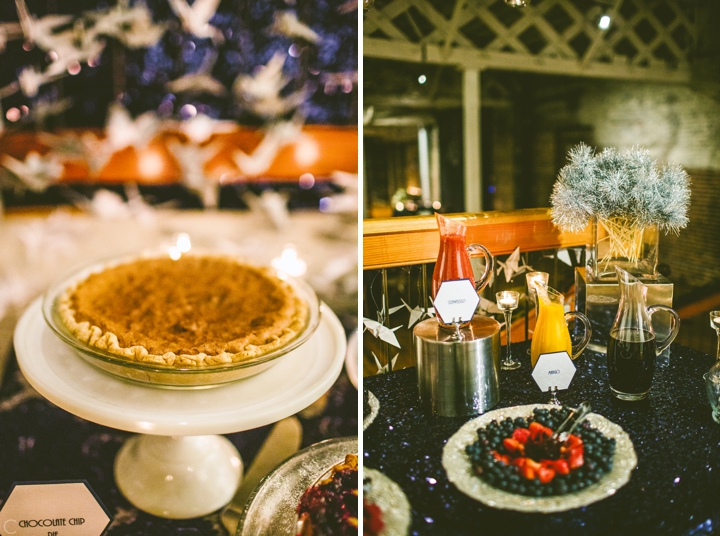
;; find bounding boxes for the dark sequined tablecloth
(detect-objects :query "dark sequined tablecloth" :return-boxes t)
[363,342,719,536]
[0,351,358,535]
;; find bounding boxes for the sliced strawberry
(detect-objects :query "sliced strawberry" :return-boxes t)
[512,427,531,443]
[568,447,584,469]
[493,451,510,465]
[511,457,527,468]
[528,422,545,434]
[503,438,524,455]
[565,434,583,449]
[520,464,537,480]
[553,459,570,475]
[529,423,553,442]
[525,458,542,473]
[537,466,556,484]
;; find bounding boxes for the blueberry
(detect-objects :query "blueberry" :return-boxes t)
[514,417,527,428]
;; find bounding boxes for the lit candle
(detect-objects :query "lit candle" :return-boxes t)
[271,244,307,277]
[528,275,545,290]
[499,296,516,307]
[713,317,720,327]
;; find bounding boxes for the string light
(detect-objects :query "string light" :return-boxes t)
[598,14,611,29]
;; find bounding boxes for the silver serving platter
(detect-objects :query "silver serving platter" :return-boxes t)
[442,404,637,513]
[364,468,412,536]
[238,436,357,535]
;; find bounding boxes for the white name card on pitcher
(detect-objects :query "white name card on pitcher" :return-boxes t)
[433,279,480,325]
[0,481,111,536]
[532,351,576,392]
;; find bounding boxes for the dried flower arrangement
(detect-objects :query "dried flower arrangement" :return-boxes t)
[551,143,691,275]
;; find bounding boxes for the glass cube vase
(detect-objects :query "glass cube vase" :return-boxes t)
[588,218,659,282]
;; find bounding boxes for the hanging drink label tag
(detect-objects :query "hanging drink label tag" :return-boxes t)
[0,481,111,536]
[532,351,576,392]
[433,279,480,325]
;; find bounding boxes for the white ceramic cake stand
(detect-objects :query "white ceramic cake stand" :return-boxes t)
[14,298,346,520]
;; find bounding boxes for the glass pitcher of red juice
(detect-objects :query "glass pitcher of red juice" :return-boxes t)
[432,213,494,327]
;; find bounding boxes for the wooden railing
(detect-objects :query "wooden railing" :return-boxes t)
[363,208,591,270]
[0,126,357,184]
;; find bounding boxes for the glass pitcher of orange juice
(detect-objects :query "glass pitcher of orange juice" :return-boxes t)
[530,285,592,368]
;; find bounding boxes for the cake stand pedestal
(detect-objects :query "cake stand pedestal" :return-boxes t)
[14,299,346,519]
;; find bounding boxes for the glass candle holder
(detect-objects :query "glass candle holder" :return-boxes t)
[710,311,720,361]
[526,271,549,317]
[705,312,720,423]
[496,291,520,370]
[704,367,720,424]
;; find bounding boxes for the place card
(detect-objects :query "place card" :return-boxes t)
[0,481,111,536]
[433,279,480,325]
[532,351,576,393]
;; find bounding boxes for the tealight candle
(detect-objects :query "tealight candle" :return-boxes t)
[527,273,548,292]
[713,317,720,327]
[271,244,307,277]
[499,297,516,307]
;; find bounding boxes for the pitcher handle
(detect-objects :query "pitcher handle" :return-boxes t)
[564,311,592,359]
[466,244,494,292]
[647,305,681,354]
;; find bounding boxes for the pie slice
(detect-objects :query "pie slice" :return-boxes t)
[59,254,308,367]
[296,454,359,536]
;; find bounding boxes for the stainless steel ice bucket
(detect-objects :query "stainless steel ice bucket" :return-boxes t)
[414,315,501,417]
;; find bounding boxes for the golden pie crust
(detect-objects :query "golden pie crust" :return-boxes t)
[58,255,308,367]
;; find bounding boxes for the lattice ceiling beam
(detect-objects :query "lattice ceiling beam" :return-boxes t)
[364,37,691,82]
[364,0,696,83]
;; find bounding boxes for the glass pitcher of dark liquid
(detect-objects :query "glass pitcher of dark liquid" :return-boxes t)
[607,267,680,401]
[432,213,494,328]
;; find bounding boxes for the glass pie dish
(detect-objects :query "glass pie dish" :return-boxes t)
[42,252,321,389]
[238,436,358,536]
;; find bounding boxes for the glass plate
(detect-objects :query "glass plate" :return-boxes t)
[238,436,358,536]
[442,404,637,513]
[364,468,412,536]
[42,251,321,389]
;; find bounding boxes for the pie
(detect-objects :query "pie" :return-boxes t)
[296,454,359,536]
[58,254,308,367]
